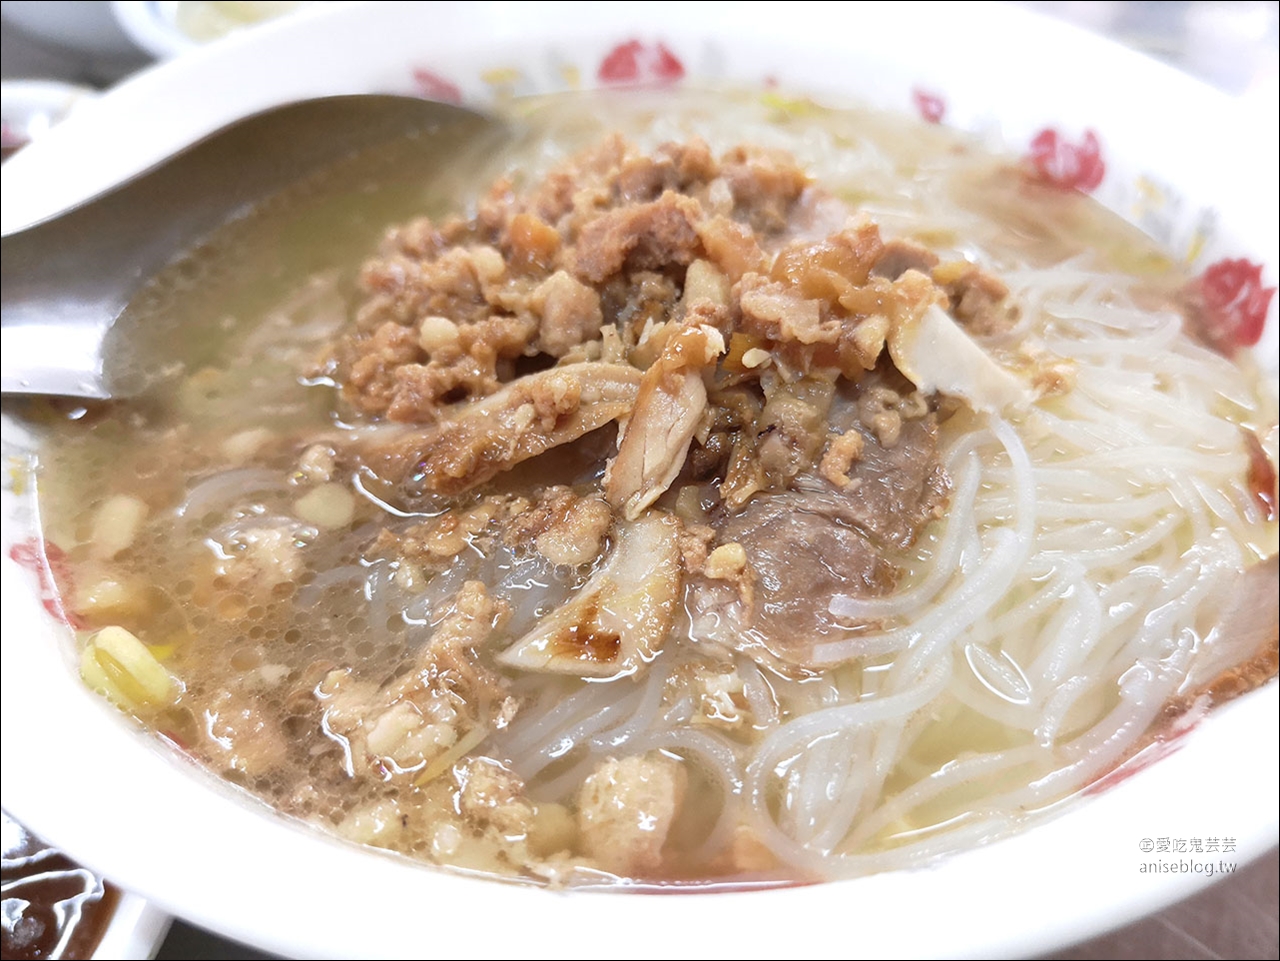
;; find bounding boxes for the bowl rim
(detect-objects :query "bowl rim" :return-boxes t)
[2,3,1277,959]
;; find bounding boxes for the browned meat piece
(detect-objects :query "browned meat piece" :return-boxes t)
[385,357,492,423]
[732,224,888,351]
[420,580,511,695]
[456,757,535,835]
[342,321,422,417]
[873,237,940,280]
[524,134,628,225]
[318,581,511,780]
[695,215,767,281]
[932,260,1018,335]
[678,522,715,574]
[838,313,891,373]
[384,314,538,422]
[819,428,865,488]
[737,274,833,345]
[502,486,613,566]
[772,221,884,297]
[616,138,717,202]
[735,224,952,380]
[855,381,929,448]
[365,363,641,495]
[458,311,540,369]
[576,753,687,876]
[754,375,836,487]
[358,244,491,330]
[715,490,897,668]
[600,270,680,347]
[716,376,835,510]
[531,270,603,356]
[572,191,703,283]
[385,499,512,569]
[506,212,561,271]
[197,688,287,778]
[719,431,766,511]
[818,413,950,549]
[706,388,949,669]
[378,216,448,262]
[336,308,539,424]
[616,155,674,204]
[718,145,810,234]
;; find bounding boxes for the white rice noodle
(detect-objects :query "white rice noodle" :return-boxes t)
[712,258,1270,876]
[177,467,283,519]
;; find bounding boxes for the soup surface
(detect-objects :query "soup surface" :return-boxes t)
[26,89,1279,888]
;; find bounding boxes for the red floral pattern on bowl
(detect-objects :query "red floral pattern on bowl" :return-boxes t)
[597,40,685,85]
[1027,127,1105,192]
[912,88,946,124]
[412,67,463,105]
[1197,258,1276,350]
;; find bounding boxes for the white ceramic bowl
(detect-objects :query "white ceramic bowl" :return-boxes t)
[2,3,1277,958]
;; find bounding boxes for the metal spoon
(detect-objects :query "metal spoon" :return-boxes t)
[1,94,499,399]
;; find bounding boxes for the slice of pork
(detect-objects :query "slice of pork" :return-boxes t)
[364,362,641,495]
[693,414,949,672]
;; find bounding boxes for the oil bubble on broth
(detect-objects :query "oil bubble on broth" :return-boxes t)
[25,89,1279,888]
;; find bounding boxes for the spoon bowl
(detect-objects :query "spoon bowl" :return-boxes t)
[0,94,497,399]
